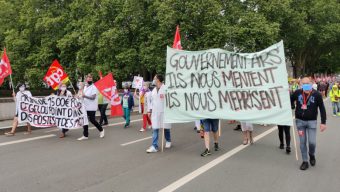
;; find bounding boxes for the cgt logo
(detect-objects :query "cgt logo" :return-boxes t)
[44,68,64,86]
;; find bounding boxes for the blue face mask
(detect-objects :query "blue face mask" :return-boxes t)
[302,84,312,91]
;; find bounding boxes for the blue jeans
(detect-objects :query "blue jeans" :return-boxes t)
[332,102,340,115]
[296,119,317,162]
[152,129,171,149]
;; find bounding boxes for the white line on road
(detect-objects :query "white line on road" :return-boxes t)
[158,126,278,192]
[121,136,152,146]
[0,134,56,147]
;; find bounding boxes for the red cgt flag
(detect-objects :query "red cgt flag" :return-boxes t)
[94,73,123,116]
[172,25,182,50]
[0,48,12,86]
[43,60,69,90]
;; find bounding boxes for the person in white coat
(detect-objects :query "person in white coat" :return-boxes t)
[146,74,171,153]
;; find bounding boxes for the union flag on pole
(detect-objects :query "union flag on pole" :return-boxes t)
[172,25,182,50]
[94,73,123,116]
[43,60,69,90]
[0,48,12,86]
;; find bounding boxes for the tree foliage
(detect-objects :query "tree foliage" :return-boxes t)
[0,0,339,89]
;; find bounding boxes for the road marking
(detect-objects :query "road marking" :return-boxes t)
[121,136,152,146]
[0,134,56,147]
[0,124,25,130]
[158,126,278,192]
[45,119,143,132]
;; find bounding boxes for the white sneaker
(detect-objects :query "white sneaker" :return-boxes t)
[139,128,145,132]
[100,130,105,138]
[148,126,152,129]
[333,114,336,117]
[77,136,88,141]
[165,141,172,149]
[146,146,158,153]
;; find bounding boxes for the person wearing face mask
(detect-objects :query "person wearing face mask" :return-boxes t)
[291,77,327,170]
[77,74,104,140]
[57,83,73,138]
[146,74,172,153]
[134,82,152,132]
[5,83,32,136]
[121,85,134,128]
[329,84,340,116]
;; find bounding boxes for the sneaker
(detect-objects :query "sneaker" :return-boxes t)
[139,128,145,132]
[300,162,309,170]
[165,141,172,149]
[233,125,241,131]
[279,144,284,149]
[148,126,152,129]
[77,136,88,141]
[214,143,219,151]
[146,146,158,153]
[99,130,105,138]
[102,122,109,126]
[333,114,336,117]
[201,149,211,157]
[286,146,291,154]
[309,154,316,166]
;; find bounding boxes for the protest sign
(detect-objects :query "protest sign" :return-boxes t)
[164,41,293,126]
[132,76,143,89]
[18,95,88,129]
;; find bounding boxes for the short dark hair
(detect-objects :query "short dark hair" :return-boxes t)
[16,83,26,90]
[155,74,164,82]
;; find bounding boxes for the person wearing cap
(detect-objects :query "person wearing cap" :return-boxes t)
[329,84,340,116]
[5,83,32,136]
[291,77,327,170]
[121,85,134,128]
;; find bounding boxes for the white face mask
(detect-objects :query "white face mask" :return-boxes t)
[19,86,25,92]
[124,89,128,93]
[61,87,66,91]
[152,80,157,85]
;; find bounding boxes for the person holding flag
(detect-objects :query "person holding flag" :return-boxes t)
[5,83,33,136]
[77,73,105,140]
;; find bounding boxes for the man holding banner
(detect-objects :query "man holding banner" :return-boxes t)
[146,74,172,153]
[78,74,104,140]
[291,77,327,170]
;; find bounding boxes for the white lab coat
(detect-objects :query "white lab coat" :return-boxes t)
[150,84,171,129]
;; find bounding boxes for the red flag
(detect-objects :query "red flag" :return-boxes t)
[43,60,69,90]
[172,25,182,50]
[94,73,123,116]
[0,48,12,86]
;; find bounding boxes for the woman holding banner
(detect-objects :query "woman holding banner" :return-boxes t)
[57,83,73,138]
[5,83,32,136]
[77,74,104,140]
[134,82,152,132]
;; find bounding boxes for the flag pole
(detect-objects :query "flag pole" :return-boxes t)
[69,80,77,95]
[218,119,221,137]
[292,124,299,161]
[161,128,165,152]
[9,74,15,94]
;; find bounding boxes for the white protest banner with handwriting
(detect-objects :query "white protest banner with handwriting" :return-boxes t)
[164,41,293,126]
[18,95,88,129]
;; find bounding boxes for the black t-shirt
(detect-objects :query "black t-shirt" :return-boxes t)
[291,89,327,124]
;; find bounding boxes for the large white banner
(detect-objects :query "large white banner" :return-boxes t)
[18,95,88,129]
[164,41,293,126]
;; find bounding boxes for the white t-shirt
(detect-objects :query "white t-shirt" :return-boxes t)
[15,90,32,114]
[83,84,98,111]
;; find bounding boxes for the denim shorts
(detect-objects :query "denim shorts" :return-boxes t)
[202,119,219,133]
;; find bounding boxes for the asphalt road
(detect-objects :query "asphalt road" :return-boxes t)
[0,99,339,192]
